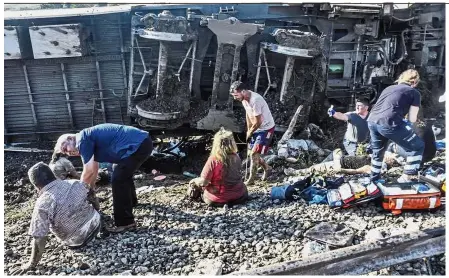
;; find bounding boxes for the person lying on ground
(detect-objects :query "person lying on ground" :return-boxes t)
[327,98,370,156]
[49,152,80,180]
[12,162,101,274]
[284,149,373,176]
[367,69,424,183]
[188,128,248,207]
[284,121,436,176]
[54,123,153,233]
[230,80,275,185]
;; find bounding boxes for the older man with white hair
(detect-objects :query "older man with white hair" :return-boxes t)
[54,123,153,232]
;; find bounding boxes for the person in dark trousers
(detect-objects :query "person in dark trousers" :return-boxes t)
[367,69,425,183]
[386,119,436,166]
[284,120,436,177]
[328,98,370,155]
[54,123,153,232]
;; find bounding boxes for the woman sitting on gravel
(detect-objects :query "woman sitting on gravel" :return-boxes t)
[188,128,248,206]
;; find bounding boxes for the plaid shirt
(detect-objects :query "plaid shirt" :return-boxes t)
[28,179,100,247]
[49,157,77,180]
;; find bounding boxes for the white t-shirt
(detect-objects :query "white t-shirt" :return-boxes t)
[242,91,275,132]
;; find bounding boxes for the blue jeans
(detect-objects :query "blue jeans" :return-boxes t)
[368,122,424,181]
[343,139,357,156]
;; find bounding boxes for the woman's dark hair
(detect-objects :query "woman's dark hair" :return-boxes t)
[50,151,66,164]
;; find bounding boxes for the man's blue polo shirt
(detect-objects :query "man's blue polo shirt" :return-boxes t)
[76,124,149,164]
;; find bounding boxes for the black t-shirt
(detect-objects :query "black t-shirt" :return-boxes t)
[344,112,369,143]
[368,83,421,127]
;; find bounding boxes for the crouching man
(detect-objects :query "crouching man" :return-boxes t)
[13,162,101,274]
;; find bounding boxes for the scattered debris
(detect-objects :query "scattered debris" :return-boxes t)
[304,222,354,247]
[302,241,329,258]
[154,175,167,181]
[192,258,224,275]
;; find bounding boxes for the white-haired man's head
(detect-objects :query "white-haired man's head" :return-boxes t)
[54,134,79,156]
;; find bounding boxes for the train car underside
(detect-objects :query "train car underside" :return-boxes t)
[3,4,445,143]
[127,4,445,133]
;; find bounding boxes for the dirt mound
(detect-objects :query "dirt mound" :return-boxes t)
[4,152,53,204]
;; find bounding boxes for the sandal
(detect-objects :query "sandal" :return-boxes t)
[106,223,136,233]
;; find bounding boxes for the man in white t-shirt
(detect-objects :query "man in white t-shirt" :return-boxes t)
[230,81,275,185]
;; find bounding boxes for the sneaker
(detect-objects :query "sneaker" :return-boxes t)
[284,168,298,176]
[397,174,418,183]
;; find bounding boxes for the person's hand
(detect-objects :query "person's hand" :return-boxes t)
[87,189,100,211]
[11,262,35,275]
[189,178,201,187]
[187,179,202,199]
[246,130,253,142]
[327,105,335,117]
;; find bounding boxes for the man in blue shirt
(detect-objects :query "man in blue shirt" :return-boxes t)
[367,69,424,183]
[328,98,370,156]
[54,123,153,232]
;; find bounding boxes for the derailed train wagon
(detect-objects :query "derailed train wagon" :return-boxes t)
[4,4,445,143]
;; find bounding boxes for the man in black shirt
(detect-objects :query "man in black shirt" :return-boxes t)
[367,69,425,183]
[328,98,370,155]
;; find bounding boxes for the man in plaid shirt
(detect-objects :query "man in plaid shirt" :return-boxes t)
[13,162,100,274]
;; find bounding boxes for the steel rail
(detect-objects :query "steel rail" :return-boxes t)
[230,227,445,276]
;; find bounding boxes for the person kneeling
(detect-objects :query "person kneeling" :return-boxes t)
[13,162,101,274]
[188,129,248,207]
[49,152,80,180]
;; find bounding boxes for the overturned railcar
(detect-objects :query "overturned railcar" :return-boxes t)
[4,4,445,143]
